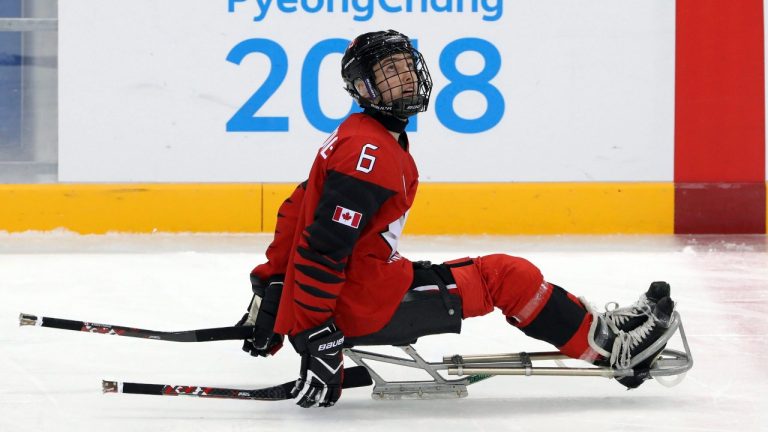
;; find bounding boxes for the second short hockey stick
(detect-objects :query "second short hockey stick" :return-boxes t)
[19,313,252,342]
[103,366,373,401]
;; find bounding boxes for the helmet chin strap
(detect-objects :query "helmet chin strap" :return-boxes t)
[354,78,384,107]
[362,78,380,102]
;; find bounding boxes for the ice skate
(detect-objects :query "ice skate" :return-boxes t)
[588,295,676,389]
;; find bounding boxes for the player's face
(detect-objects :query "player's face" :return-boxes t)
[372,53,418,104]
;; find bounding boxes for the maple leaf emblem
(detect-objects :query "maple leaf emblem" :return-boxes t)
[332,205,362,228]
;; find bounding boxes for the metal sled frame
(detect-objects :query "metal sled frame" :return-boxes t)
[344,311,693,400]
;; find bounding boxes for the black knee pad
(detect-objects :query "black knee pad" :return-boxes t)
[518,284,586,348]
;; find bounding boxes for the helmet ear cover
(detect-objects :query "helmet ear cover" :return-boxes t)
[352,77,380,103]
[341,30,433,118]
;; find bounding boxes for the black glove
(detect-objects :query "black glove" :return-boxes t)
[236,276,284,357]
[289,320,345,408]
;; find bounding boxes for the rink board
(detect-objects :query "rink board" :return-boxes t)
[2,183,765,234]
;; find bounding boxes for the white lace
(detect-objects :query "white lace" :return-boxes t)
[610,317,657,369]
[582,296,662,368]
[603,295,653,329]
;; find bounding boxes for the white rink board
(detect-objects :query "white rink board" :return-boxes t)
[59,0,675,182]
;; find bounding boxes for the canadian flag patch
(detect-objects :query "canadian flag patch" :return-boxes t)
[332,205,362,228]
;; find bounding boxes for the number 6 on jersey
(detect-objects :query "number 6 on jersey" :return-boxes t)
[356,144,378,173]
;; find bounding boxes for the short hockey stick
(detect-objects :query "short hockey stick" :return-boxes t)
[19,313,253,342]
[102,366,373,401]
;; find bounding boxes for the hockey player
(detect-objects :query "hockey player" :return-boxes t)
[237,30,677,408]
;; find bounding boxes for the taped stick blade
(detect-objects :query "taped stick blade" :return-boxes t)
[102,380,119,393]
[19,313,39,326]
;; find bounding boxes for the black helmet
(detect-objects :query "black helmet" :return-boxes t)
[341,30,433,118]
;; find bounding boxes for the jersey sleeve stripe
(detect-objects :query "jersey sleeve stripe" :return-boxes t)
[297,282,338,299]
[295,299,333,314]
[297,245,346,272]
[296,263,345,284]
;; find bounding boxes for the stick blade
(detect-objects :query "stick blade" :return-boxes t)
[344,366,373,388]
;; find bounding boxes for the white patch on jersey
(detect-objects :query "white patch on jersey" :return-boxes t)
[383,211,409,261]
[319,129,339,159]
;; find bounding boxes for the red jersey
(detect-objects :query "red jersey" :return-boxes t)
[251,112,419,337]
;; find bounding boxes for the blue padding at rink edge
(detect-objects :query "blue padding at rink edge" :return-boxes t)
[0,0,22,149]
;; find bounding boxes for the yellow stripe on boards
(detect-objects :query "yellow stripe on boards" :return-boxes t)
[0,183,673,234]
[0,184,262,234]
[405,183,674,234]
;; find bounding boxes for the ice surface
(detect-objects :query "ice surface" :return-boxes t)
[1,232,766,431]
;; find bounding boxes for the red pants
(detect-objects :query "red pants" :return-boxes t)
[447,255,598,361]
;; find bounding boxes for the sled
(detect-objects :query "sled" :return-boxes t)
[344,311,693,400]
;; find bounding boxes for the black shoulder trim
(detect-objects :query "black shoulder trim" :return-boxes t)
[296,263,345,284]
[297,282,338,299]
[297,246,346,273]
[446,260,474,268]
[324,170,397,205]
[397,133,409,151]
[295,299,333,313]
